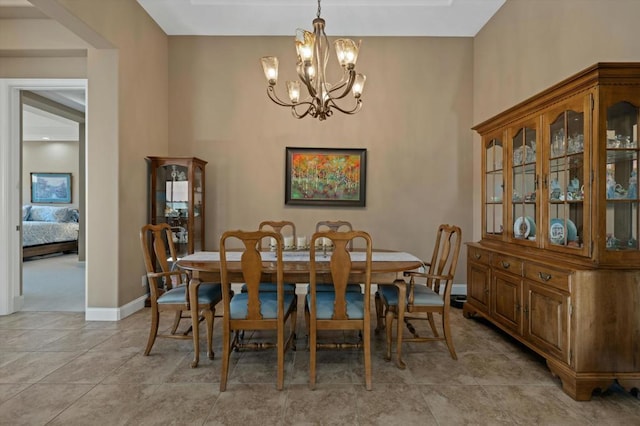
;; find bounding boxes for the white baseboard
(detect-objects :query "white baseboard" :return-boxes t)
[85,294,147,321]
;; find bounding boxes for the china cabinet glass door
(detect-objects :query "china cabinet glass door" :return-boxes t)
[509,122,538,244]
[605,100,639,253]
[484,136,504,239]
[155,163,191,258]
[544,95,590,256]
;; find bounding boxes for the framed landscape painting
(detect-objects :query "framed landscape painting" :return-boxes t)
[285,147,366,207]
[31,172,72,203]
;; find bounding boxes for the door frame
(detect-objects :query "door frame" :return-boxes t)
[0,78,87,315]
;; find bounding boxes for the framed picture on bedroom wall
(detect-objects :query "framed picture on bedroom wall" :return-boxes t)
[285,147,367,207]
[30,172,72,203]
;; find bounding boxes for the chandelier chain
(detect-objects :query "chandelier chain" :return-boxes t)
[316,0,321,19]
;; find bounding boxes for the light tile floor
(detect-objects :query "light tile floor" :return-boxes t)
[0,298,639,425]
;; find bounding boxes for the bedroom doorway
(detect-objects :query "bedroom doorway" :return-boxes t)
[20,89,86,312]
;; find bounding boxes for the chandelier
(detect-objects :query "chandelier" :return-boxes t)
[260,0,366,121]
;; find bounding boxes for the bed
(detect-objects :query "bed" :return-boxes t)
[22,205,79,259]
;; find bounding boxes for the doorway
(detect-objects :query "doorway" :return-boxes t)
[0,78,87,316]
[20,90,86,312]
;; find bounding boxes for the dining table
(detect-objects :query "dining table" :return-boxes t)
[177,249,423,369]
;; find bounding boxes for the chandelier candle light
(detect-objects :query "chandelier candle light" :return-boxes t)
[260,0,366,121]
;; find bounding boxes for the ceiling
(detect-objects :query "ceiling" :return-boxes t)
[13,0,505,140]
[136,0,506,37]
[22,90,85,142]
[23,104,79,141]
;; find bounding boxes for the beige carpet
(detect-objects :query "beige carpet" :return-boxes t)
[22,253,85,312]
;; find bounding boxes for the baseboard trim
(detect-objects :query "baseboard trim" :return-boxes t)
[85,294,147,321]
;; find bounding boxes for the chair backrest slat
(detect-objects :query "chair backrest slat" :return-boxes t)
[220,230,284,320]
[425,224,461,297]
[140,223,180,291]
[309,230,372,320]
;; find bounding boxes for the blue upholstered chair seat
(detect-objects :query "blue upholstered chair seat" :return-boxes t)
[378,284,444,307]
[157,282,222,305]
[230,292,297,319]
[315,283,362,293]
[240,282,297,293]
[305,292,365,319]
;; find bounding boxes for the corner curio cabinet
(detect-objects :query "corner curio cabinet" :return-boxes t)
[466,63,640,401]
[146,157,207,258]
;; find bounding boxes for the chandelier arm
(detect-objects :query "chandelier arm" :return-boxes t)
[266,86,298,107]
[291,104,314,119]
[297,62,317,98]
[326,98,363,115]
[328,70,356,100]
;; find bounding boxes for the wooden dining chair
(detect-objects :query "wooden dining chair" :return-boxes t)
[259,220,296,249]
[241,220,297,293]
[307,230,373,390]
[315,220,354,250]
[314,220,360,292]
[140,223,222,368]
[375,224,462,363]
[219,230,297,391]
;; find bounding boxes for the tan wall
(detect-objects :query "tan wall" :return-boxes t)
[54,0,170,307]
[13,0,640,310]
[168,36,474,282]
[0,57,86,78]
[471,0,640,241]
[22,141,79,206]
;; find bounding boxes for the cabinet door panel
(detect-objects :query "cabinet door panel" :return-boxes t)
[542,93,591,258]
[524,281,569,363]
[508,119,539,247]
[491,270,522,333]
[468,260,490,314]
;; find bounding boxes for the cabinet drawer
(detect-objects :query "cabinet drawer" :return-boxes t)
[524,263,570,292]
[468,246,490,265]
[491,254,523,275]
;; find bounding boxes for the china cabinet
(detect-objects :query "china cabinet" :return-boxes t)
[466,63,640,400]
[146,157,207,258]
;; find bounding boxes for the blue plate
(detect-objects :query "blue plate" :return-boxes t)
[549,218,577,243]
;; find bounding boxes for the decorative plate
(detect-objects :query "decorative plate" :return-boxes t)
[549,218,578,244]
[514,216,536,238]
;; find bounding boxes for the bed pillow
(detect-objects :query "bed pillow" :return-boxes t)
[29,205,74,222]
[69,208,80,223]
[22,205,32,221]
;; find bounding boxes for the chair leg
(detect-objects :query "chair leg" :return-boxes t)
[171,310,182,334]
[384,309,394,362]
[304,299,310,346]
[204,308,214,360]
[427,312,439,337]
[277,322,285,391]
[144,306,160,356]
[442,311,457,360]
[220,321,231,392]
[309,323,317,390]
[363,324,372,391]
[374,291,384,333]
[291,301,298,351]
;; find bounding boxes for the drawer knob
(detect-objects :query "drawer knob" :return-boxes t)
[501,261,510,269]
[474,253,481,260]
[538,272,552,282]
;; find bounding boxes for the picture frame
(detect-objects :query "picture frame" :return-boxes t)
[285,147,366,207]
[30,172,72,203]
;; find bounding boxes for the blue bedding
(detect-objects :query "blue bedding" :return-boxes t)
[22,221,79,247]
